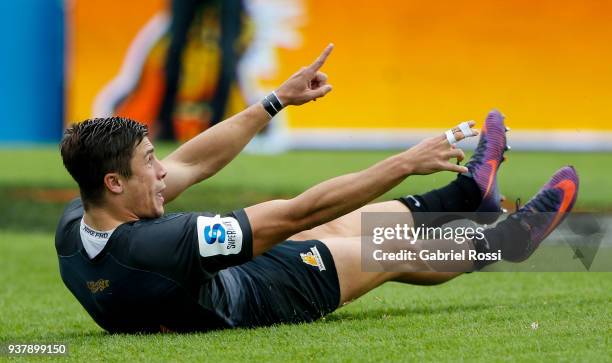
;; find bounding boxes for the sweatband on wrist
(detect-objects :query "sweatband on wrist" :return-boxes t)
[270,91,284,109]
[261,92,284,117]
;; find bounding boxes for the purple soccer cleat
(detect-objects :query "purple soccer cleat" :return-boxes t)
[464,109,509,224]
[504,166,579,262]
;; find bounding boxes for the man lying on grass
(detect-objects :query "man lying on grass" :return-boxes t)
[56,44,579,333]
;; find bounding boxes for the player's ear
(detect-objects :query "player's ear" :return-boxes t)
[103,173,124,195]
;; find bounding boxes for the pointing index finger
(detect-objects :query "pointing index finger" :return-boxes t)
[307,43,334,72]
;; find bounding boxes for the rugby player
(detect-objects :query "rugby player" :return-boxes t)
[56,44,579,333]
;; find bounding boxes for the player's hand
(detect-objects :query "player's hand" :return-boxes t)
[274,44,334,106]
[404,121,479,175]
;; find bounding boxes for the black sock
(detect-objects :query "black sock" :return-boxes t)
[397,175,482,227]
[472,217,530,269]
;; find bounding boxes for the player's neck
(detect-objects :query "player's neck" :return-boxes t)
[83,203,138,231]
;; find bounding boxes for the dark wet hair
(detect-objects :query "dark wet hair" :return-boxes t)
[60,117,148,208]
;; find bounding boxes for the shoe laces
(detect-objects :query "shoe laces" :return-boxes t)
[524,189,561,213]
[512,192,559,231]
[515,197,521,211]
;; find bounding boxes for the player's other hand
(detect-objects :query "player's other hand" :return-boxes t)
[275,44,334,106]
[404,121,479,175]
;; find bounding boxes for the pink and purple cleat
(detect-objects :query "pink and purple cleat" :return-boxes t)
[464,109,510,224]
[504,166,579,262]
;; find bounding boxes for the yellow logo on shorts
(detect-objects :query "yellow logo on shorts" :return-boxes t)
[300,246,326,271]
[87,279,110,293]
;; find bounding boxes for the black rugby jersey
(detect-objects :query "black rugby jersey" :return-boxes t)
[55,198,252,333]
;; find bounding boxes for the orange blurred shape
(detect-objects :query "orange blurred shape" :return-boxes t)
[114,39,168,129]
[173,117,208,142]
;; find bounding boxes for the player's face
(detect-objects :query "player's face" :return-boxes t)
[124,137,167,218]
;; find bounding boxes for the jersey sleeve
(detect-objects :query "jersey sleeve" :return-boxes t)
[191,209,253,273]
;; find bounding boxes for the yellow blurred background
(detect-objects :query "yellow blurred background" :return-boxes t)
[68,0,612,134]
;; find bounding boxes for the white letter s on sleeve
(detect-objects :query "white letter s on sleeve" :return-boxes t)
[196,215,243,257]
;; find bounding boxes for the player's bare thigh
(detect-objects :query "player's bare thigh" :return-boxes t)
[290,200,412,241]
[319,236,466,306]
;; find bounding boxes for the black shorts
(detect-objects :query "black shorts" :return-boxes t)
[201,240,340,328]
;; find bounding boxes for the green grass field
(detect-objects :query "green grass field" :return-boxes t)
[1,147,611,362]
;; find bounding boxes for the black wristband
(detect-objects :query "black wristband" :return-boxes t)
[261,97,277,117]
[267,92,284,111]
[261,92,284,117]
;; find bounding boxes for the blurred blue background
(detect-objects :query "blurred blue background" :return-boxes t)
[0,0,64,142]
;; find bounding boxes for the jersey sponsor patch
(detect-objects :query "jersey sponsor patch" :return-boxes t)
[196,215,243,257]
[86,279,110,293]
[300,246,326,271]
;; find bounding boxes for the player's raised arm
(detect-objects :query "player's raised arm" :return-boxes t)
[245,124,478,255]
[161,44,335,203]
